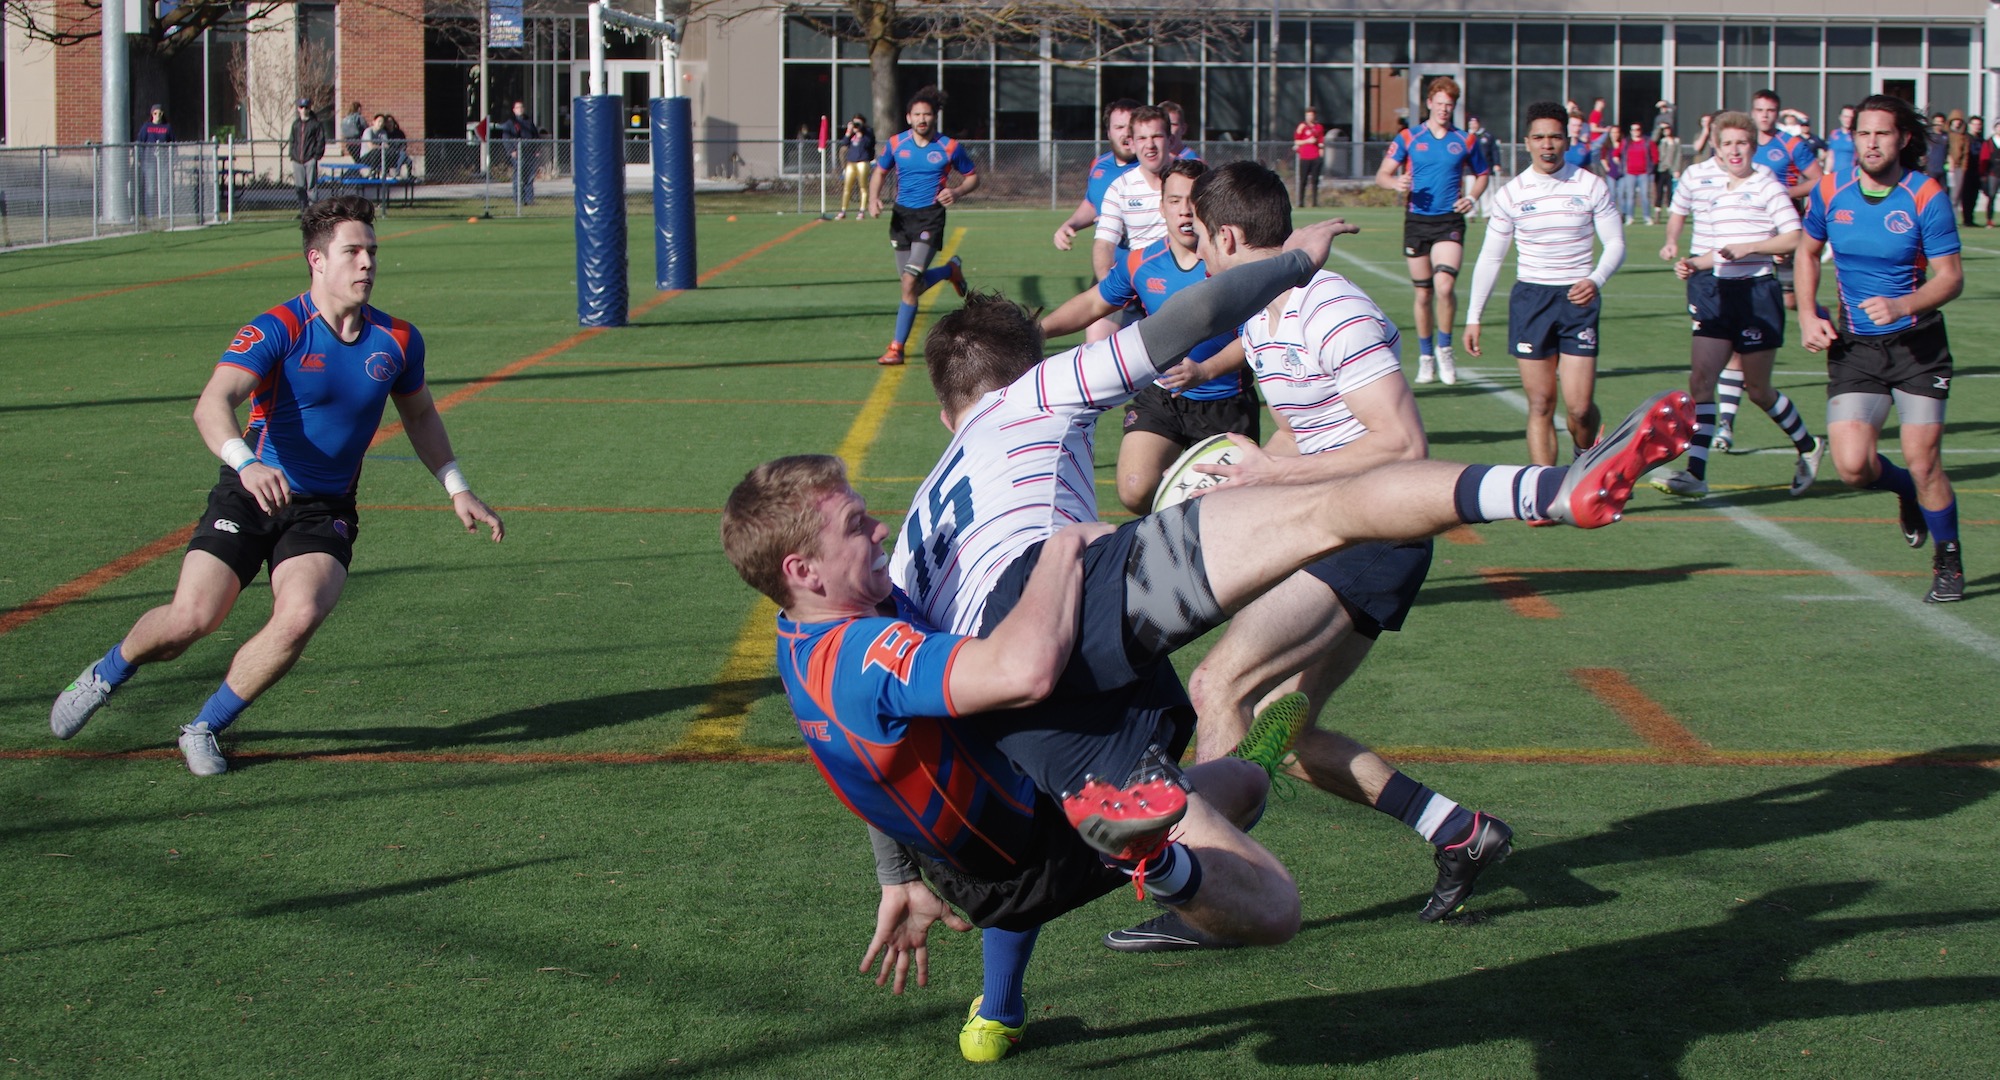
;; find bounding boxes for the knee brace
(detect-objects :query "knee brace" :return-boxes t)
[1433,265,1460,278]
[1411,279,1434,291]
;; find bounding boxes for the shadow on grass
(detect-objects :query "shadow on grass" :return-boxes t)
[1419,562,1734,608]
[7,856,571,954]
[223,679,782,758]
[1330,747,2000,922]
[1046,882,2000,1078]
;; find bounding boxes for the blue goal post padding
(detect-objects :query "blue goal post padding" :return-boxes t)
[652,96,697,291]
[574,94,628,327]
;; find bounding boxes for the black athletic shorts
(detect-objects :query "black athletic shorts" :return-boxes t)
[1301,538,1434,638]
[1506,281,1601,359]
[1123,381,1260,446]
[1687,271,1785,353]
[1827,311,1954,400]
[187,466,359,588]
[920,679,1195,931]
[889,203,947,252]
[1403,213,1467,259]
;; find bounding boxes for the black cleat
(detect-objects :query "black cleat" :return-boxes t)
[1899,493,1928,549]
[1102,910,1242,953]
[1927,541,1964,603]
[1419,812,1513,922]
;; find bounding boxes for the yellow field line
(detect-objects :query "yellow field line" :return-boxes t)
[674,227,968,754]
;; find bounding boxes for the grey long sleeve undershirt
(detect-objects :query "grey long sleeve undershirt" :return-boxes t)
[1134,247,1320,373]
[868,825,923,886]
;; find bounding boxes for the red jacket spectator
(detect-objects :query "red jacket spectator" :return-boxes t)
[1620,138,1657,179]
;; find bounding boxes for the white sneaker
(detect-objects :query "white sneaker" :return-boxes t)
[1414,354,1438,385]
[178,722,229,776]
[51,662,115,739]
[1791,436,1826,497]
[1650,469,1708,498]
[1710,420,1734,453]
[1436,345,1459,385]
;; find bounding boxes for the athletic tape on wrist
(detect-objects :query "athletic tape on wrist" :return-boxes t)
[436,460,470,496]
[221,438,257,473]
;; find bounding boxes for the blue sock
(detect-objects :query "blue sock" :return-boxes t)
[1867,454,1917,499]
[978,925,1038,1027]
[920,262,953,291]
[1437,329,1452,349]
[1374,771,1476,845]
[1418,335,1434,357]
[192,681,250,733]
[893,301,918,346]
[1923,498,1960,545]
[96,641,138,688]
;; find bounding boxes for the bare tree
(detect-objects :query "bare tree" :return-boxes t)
[2,0,288,58]
[693,1,1249,139]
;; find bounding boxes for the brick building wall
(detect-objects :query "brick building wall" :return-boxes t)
[52,0,99,144]
[339,0,426,140]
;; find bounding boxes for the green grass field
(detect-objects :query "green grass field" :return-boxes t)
[3,204,1999,1078]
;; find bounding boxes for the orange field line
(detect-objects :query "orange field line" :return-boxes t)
[1571,667,1712,757]
[5,745,1994,769]
[0,526,196,636]
[0,221,822,638]
[483,397,871,406]
[1477,570,1561,619]
[1632,515,2000,527]
[1441,526,1483,546]
[0,223,455,320]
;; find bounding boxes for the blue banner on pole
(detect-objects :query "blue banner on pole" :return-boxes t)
[490,0,524,49]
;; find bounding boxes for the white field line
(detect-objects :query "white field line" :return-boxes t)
[1324,242,2000,662]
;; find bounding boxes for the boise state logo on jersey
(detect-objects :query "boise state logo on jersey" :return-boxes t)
[1884,210,1916,235]
[364,351,401,382]
[926,149,944,165]
[1448,143,1464,156]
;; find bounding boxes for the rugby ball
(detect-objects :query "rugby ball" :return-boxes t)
[1151,433,1242,512]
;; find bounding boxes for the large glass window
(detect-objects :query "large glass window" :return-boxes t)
[1927,74,1968,117]
[1311,67,1353,139]
[1824,27,1871,69]
[1415,23,1459,64]
[1620,25,1662,67]
[1516,69,1563,126]
[1775,28,1819,69]
[1311,22,1354,65]
[1824,74,1870,118]
[1675,71,1719,129]
[1569,25,1614,67]
[1206,67,1252,140]
[1929,28,1970,70]
[994,67,1037,139]
[1676,25,1720,68]
[1517,24,1562,67]
[1467,69,1514,142]
[785,19,831,59]
[1276,20,1306,64]
[1723,26,1770,68]
[1051,65,1094,139]
[1569,71,1615,122]
[1878,28,1921,67]
[1773,74,1819,126]
[1722,73,1763,115]
[1467,24,1510,66]
[1366,22,1410,65]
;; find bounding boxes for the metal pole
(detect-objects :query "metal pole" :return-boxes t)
[226,136,235,222]
[590,2,605,94]
[102,0,132,224]
[1048,139,1057,211]
[91,146,99,238]
[818,146,826,217]
[480,0,491,175]
[42,148,51,245]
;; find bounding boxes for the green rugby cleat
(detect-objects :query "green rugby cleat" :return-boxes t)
[960,996,1024,1062]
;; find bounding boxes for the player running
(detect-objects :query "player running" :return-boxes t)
[1653,110,1825,499]
[1376,76,1491,386]
[1797,95,1967,602]
[867,86,977,367]
[1041,159,1258,514]
[1466,101,1627,466]
[49,196,505,775]
[1052,98,1140,252]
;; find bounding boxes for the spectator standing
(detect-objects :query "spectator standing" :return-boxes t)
[1292,106,1326,207]
[136,104,175,215]
[1981,122,1999,227]
[1468,115,1500,217]
[835,114,875,220]
[1827,106,1857,177]
[1652,100,1676,136]
[1654,123,1682,211]
[1926,113,1950,185]
[1619,122,1658,224]
[287,98,326,216]
[503,101,542,205]
[1961,116,1987,227]
[1946,110,1969,203]
[340,103,366,162]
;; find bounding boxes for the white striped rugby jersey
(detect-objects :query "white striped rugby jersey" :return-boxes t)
[1238,269,1403,457]
[890,324,1156,634]
[1669,158,1801,279]
[1483,164,1620,286]
[1095,168,1167,250]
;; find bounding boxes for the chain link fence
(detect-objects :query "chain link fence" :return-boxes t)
[3,136,1591,248]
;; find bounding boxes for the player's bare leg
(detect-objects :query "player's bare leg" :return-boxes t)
[1558,355,1602,452]
[1518,359,1565,465]
[121,551,246,664]
[1428,239,1465,385]
[220,553,348,702]
[1407,251,1438,383]
[1115,430,1185,514]
[1156,760,1300,945]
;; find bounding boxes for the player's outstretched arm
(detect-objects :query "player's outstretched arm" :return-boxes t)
[195,365,291,514]
[394,387,505,542]
[946,522,1110,713]
[1134,222,1350,371]
[861,879,973,994]
[1040,286,1120,339]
